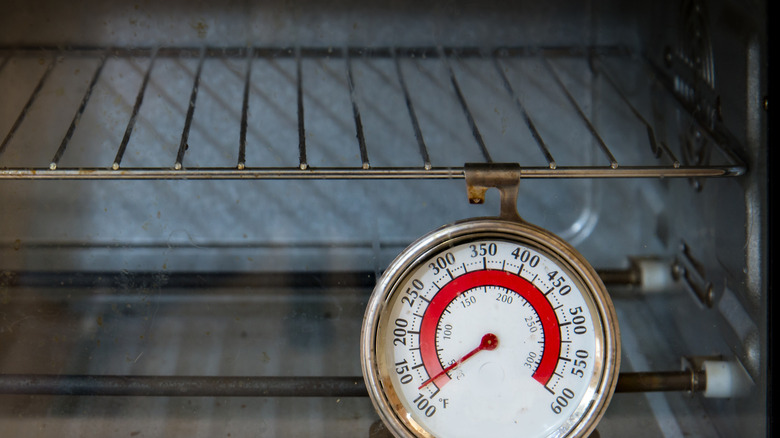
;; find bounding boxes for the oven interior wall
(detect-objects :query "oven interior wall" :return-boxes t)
[0,1,766,437]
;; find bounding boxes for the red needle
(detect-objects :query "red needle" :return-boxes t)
[418,333,499,390]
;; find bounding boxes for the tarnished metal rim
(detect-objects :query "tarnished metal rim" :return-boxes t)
[360,218,620,438]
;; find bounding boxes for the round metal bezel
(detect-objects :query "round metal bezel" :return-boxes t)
[361,218,620,438]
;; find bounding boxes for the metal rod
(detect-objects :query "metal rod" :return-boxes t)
[0,375,367,397]
[296,47,308,170]
[441,49,492,163]
[113,52,158,169]
[3,268,638,289]
[4,270,378,289]
[393,49,431,170]
[346,53,370,169]
[0,371,705,397]
[0,57,56,157]
[493,57,556,169]
[659,140,680,168]
[595,58,680,168]
[542,57,619,169]
[237,47,253,170]
[0,165,742,180]
[49,55,107,170]
[174,48,206,170]
[615,370,705,393]
[596,268,639,286]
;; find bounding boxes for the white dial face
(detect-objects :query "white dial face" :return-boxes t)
[373,237,608,438]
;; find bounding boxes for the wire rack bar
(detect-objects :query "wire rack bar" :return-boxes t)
[2,267,641,289]
[543,57,619,169]
[493,57,556,169]
[4,270,379,289]
[646,59,747,169]
[0,56,56,157]
[113,52,157,170]
[237,48,253,170]
[346,53,370,169]
[658,140,680,166]
[49,54,108,170]
[296,47,308,170]
[0,375,367,397]
[394,49,431,170]
[0,371,704,397]
[0,166,742,180]
[174,49,206,170]
[442,48,492,163]
[594,57,680,168]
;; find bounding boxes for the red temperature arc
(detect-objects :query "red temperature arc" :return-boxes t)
[418,269,561,388]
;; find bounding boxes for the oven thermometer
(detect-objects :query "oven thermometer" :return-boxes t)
[361,218,620,438]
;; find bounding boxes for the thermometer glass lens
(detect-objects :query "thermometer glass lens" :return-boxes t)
[374,237,607,438]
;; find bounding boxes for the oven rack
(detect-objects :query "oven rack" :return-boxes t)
[0,45,745,180]
[0,268,707,399]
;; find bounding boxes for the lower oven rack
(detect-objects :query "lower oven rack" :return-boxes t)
[0,268,714,398]
[0,45,745,180]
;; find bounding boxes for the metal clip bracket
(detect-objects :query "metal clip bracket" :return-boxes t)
[464,163,522,222]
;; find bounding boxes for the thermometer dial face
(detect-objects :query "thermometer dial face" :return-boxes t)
[361,219,619,438]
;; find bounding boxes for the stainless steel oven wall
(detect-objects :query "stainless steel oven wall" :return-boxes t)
[639,1,768,436]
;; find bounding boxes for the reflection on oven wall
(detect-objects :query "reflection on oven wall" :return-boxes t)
[0,0,767,437]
